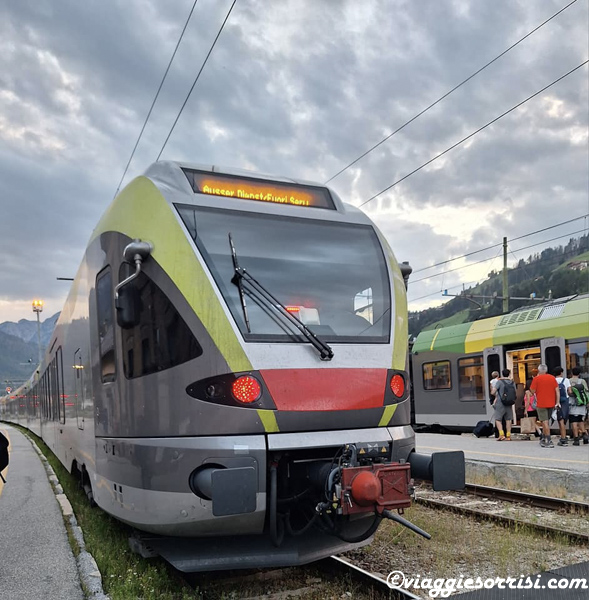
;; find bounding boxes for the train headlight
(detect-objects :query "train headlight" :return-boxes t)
[390,374,405,397]
[232,375,262,404]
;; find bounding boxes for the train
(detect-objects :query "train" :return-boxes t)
[0,161,463,572]
[411,293,589,430]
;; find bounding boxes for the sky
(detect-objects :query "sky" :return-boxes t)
[0,0,587,325]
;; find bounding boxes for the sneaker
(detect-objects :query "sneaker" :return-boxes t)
[497,436,506,441]
[558,438,568,446]
[583,435,589,445]
[573,437,580,446]
[541,438,555,448]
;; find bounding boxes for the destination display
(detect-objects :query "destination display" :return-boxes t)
[182,169,335,210]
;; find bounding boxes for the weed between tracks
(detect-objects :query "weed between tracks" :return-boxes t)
[345,504,589,598]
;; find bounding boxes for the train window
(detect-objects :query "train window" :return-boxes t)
[568,341,589,381]
[457,356,484,402]
[177,206,391,343]
[422,361,451,390]
[96,268,117,383]
[118,266,202,379]
[57,347,65,424]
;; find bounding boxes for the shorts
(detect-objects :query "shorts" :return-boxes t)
[526,409,538,418]
[536,407,553,422]
[493,401,513,423]
[557,400,569,423]
[569,414,585,423]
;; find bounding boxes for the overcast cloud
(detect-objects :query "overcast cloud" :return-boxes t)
[0,0,587,324]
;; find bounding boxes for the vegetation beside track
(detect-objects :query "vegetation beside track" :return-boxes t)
[13,424,196,600]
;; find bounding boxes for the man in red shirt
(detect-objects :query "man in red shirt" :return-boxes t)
[530,364,560,448]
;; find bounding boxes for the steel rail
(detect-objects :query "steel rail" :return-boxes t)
[415,497,589,544]
[463,483,589,513]
[318,556,421,599]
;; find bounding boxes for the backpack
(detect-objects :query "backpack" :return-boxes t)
[473,420,494,438]
[571,382,589,407]
[557,380,568,404]
[500,380,516,406]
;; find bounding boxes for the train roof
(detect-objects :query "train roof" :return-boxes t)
[412,294,589,355]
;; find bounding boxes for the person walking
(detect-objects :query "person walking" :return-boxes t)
[491,369,515,441]
[553,366,571,446]
[530,364,560,448]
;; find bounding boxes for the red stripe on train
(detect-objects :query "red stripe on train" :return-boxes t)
[259,369,387,411]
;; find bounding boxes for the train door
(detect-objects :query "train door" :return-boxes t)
[483,346,504,419]
[541,337,566,374]
[74,348,84,430]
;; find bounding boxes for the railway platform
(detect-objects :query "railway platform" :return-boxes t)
[416,432,589,500]
[0,424,84,600]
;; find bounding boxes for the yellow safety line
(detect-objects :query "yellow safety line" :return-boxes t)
[420,445,589,467]
[429,328,441,351]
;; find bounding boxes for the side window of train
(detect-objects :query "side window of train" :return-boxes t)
[422,360,451,390]
[96,268,117,383]
[457,356,484,401]
[118,264,203,379]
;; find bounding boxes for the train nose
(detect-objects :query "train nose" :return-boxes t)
[350,471,381,506]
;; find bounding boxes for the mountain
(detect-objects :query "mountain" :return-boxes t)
[0,312,60,347]
[0,331,38,386]
[409,235,589,337]
[0,313,60,387]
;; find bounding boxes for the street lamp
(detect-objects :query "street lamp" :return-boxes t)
[32,299,44,365]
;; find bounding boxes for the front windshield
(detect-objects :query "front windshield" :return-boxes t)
[176,205,391,343]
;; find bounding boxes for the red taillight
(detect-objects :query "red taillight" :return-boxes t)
[232,375,262,404]
[390,374,405,397]
[285,306,300,313]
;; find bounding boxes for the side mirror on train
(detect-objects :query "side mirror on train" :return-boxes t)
[114,239,153,329]
[116,285,141,329]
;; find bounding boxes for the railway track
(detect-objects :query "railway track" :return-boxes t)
[463,483,589,513]
[184,554,420,599]
[415,483,589,544]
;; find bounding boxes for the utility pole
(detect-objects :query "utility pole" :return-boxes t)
[502,237,508,313]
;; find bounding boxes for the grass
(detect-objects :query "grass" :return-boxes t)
[12,424,197,600]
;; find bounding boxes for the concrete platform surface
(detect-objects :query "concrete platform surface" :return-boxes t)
[416,432,589,473]
[0,424,83,600]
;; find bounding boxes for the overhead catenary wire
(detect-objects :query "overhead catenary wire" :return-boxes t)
[113,0,200,199]
[413,214,589,273]
[156,0,237,161]
[407,241,587,304]
[410,228,588,284]
[358,60,589,208]
[324,0,580,185]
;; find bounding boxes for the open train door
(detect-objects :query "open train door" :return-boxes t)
[541,337,566,375]
[483,346,504,419]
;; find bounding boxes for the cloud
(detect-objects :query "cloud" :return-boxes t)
[0,0,587,324]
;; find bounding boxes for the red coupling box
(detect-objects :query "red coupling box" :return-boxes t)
[340,463,412,515]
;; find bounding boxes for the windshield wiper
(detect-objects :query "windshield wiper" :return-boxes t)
[229,233,251,333]
[228,233,334,361]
